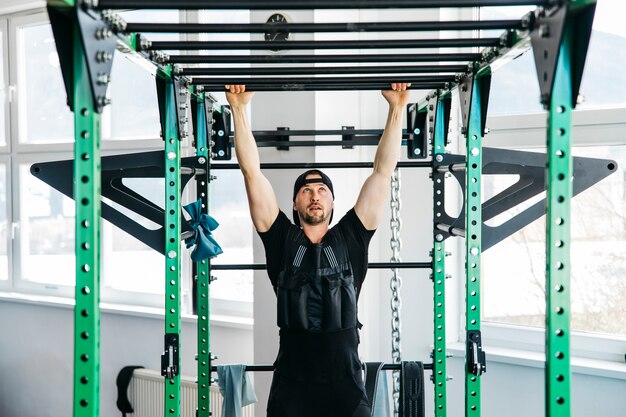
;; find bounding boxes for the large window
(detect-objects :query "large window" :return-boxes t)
[482,145,626,337]
[1,8,254,318]
[479,0,626,358]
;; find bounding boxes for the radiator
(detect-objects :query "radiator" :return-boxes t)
[129,368,255,417]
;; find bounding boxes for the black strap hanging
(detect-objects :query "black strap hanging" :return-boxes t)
[116,366,144,417]
[399,361,425,417]
[364,362,385,416]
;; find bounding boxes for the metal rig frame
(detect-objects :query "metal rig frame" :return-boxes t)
[42,1,602,417]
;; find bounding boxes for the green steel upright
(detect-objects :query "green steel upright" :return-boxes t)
[72,19,102,417]
[529,2,596,416]
[193,90,214,417]
[47,2,116,416]
[158,71,183,417]
[461,72,490,417]
[431,93,450,417]
[545,27,573,417]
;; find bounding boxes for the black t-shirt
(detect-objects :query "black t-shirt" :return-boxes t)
[259,208,375,296]
[258,208,376,382]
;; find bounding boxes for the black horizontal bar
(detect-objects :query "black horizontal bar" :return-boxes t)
[194,75,454,85]
[210,362,433,372]
[180,64,467,77]
[252,128,388,137]
[97,0,547,10]
[126,19,523,33]
[211,262,431,270]
[255,138,384,147]
[149,38,500,50]
[167,52,482,64]
[199,82,446,91]
[211,161,431,169]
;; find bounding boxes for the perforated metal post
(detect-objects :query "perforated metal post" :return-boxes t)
[545,21,574,417]
[194,91,213,417]
[462,73,489,417]
[73,17,102,417]
[431,94,449,417]
[158,72,182,417]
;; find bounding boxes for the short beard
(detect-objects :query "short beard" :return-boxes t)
[300,209,330,226]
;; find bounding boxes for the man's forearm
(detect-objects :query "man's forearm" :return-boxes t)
[231,105,261,178]
[373,104,404,177]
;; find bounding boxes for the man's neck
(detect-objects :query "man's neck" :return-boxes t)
[301,223,329,244]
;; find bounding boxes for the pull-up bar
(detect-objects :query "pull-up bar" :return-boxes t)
[192,75,455,85]
[146,37,501,51]
[196,82,447,91]
[166,52,482,64]
[126,19,524,33]
[180,65,467,77]
[96,0,548,10]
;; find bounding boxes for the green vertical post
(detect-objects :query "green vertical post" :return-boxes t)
[431,96,447,417]
[545,22,573,417]
[195,91,212,417]
[464,75,485,417]
[73,20,101,417]
[163,74,182,417]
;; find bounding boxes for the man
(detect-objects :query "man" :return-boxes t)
[225,84,411,417]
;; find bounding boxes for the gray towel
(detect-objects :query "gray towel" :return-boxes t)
[216,365,257,417]
[373,370,391,417]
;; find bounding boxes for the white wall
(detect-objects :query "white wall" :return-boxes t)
[0,299,253,417]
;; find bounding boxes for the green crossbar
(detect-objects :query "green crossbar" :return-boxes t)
[545,21,574,417]
[73,22,102,417]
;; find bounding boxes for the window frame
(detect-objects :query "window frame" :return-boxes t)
[0,154,11,290]
[0,7,254,322]
[474,107,626,364]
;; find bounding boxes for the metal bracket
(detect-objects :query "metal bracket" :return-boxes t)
[47,4,117,113]
[174,79,192,142]
[466,330,486,376]
[341,126,355,149]
[211,106,232,160]
[406,104,427,159]
[30,150,207,255]
[530,1,596,108]
[161,333,180,379]
[433,148,617,250]
[458,73,491,137]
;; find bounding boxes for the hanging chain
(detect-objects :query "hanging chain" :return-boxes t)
[389,167,402,417]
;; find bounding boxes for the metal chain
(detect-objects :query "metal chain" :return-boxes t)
[389,167,402,417]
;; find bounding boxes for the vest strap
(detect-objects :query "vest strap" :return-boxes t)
[293,244,307,267]
[399,361,425,417]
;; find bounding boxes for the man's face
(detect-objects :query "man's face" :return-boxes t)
[293,174,334,226]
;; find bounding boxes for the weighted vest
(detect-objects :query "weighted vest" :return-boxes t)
[276,226,357,332]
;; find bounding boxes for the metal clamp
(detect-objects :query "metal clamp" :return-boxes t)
[161,333,180,379]
[466,330,486,376]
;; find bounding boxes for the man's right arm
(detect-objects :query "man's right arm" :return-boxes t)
[226,85,279,232]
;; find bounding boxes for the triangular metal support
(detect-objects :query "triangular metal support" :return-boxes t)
[530,1,596,108]
[458,71,492,137]
[30,151,207,255]
[47,4,117,113]
[434,147,617,251]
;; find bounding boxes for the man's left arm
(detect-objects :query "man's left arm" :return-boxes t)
[354,83,411,230]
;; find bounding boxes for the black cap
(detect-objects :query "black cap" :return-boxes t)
[292,169,334,227]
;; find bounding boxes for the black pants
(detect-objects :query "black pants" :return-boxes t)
[267,371,371,417]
